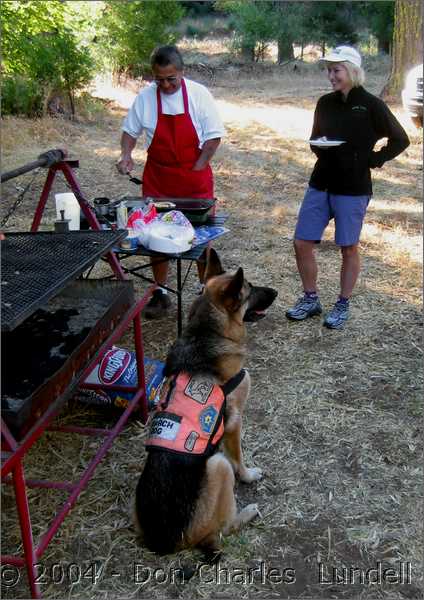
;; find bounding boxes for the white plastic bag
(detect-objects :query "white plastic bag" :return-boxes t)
[144,211,195,253]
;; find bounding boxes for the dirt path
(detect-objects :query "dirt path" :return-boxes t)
[1,64,422,600]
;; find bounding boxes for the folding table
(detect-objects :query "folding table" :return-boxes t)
[112,214,228,336]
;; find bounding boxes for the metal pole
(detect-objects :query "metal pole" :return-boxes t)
[1,149,66,183]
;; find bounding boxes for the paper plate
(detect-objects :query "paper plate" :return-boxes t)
[309,139,346,147]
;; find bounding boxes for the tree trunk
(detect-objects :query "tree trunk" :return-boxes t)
[377,36,391,55]
[381,0,423,99]
[241,44,255,62]
[68,89,75,119]
[277,38,294,63]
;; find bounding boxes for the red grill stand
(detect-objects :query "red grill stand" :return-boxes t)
[30,158,126,280]
[1,154,154,598]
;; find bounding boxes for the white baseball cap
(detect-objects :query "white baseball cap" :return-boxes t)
[319,46,362,68]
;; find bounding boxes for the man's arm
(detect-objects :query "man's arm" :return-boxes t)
[116,131,137,174]
[192,138,221,171]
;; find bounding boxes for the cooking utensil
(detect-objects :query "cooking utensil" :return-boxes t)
[149,197,216,224]
[127,172,143,185]
[93,197,111,216]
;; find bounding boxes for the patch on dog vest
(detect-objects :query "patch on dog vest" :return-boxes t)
[199,406,218,433]
[145,373,226,457]
[149,411,181,441]
[184,377,214,404]
[184,431,199,451]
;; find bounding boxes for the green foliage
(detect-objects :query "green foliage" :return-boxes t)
[218,0,277,61]
[270,2,309,62]
[216,0,382,61]
[1,0,95,117]
[358,1,394,53]
[181,1,218,17]
[99,1,185,76]
[308,2,359,49]
[1,0,65,75]
[1,75,44,118]
[185,23,207,39]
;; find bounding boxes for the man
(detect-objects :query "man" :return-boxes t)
[117,45,225,319]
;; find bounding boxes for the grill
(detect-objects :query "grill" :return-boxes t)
[2,279,135,437]
[1,230,127,331]
[1,229,132,437]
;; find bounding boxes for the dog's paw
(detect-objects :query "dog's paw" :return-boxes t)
[239,466,263,483]
[243,503,260,521]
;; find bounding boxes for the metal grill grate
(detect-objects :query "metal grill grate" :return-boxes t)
[1,230,127,331]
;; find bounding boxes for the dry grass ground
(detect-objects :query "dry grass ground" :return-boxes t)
[1,42,422,599]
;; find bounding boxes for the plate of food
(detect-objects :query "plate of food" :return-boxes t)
[309,137,346,147]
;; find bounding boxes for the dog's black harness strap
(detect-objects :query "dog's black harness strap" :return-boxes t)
[161,376,177,409]
[203,369,246,457]
[204,397,226,457]
[220,369,246,396]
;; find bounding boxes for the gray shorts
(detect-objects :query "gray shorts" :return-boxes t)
[294,187,370,246]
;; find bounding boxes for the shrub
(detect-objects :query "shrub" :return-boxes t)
[99,1,185,77]
[1,75,44,118]
[1,1,95,118]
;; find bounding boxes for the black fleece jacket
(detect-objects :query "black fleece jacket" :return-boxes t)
[309,86,410,196]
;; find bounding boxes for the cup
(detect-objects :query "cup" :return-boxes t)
[55,192,80,231]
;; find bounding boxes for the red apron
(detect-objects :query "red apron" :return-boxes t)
[142,79,213,199]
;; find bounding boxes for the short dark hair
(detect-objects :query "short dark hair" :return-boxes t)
[150,45,184,71]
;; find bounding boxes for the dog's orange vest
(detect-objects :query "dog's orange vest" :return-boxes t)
[145,370,245,457]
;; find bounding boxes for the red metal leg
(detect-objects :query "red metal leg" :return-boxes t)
[30,168,56,232]
[133,311,148,423]
[35,385,145,558]
[30,161,126,279]
[59,163,127,279]
[12,461,40,598]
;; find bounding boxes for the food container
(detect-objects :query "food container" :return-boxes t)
[147,222,194,254]
[115,198,156,228]
[148,197,216,224]
[94,197,112,216]
[55,192,81,230]
[119,228,138,251]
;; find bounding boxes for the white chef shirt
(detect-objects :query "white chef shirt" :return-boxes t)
[122,78,225,150]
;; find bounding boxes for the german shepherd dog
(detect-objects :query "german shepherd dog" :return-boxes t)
[135,248,277,557]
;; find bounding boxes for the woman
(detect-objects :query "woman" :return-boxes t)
[286,46,410,330]
[117,45,225,319]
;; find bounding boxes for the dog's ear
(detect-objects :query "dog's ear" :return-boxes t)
[221,267,244,312]
[203,247,225,282]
